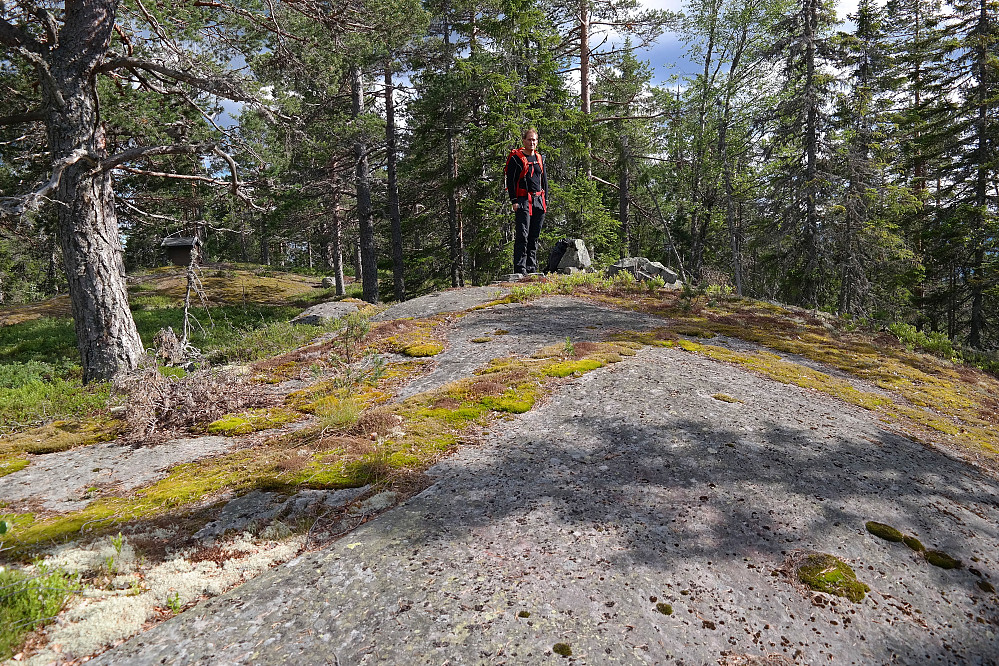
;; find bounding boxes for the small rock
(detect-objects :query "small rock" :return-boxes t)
[291,301,359,326]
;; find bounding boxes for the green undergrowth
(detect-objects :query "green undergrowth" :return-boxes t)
[0,268,368,429]
[0,564,81,659]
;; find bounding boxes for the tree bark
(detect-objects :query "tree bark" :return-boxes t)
[351,65,378,303]
[385,64,405,301]
[803,0,820,307]
[41,0,143,382]
[442,2,464,288]
[619,135,630,258]
[580,0,592,177]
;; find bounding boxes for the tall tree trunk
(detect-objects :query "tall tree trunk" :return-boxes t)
[803,0,820,307]
[353,240,363,286]
[351,65,378,303]
[442,2,464,287]
[966,0,990,348]
[619,135,630,258]
[689,0,718,280]
[331,206,345,296]
[580,0,592,177]
[43,0,143,382]
[385,63,405,301]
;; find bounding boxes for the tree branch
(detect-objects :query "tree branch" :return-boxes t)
[592,111,668,123]
[96,143,214,173]
[0,110,45,126]
[0,149,94,217]
[0,16,40,50]
[116,166,235,186]
[98,57,256,103]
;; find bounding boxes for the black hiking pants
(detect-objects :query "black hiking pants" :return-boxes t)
[513,198,545,274]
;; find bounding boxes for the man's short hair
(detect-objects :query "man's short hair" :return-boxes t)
[522,127,539,140]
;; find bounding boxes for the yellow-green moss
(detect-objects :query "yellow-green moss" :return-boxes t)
[712,393,742,403]
[471,337,492,344]
[903,535,926,552]
[553,643,572,657]
[796,553,869,602]
[655,602,673,615]
[0,456,29,477]
[402,342,444,357]
[0,418,123,457]
[206,407,301,436]
[866,521,904,542]
[480,386,540,414]
[542,359,605,378]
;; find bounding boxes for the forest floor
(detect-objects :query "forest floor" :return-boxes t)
[3,274,999,664]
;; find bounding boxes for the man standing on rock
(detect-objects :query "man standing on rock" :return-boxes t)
[505,128,548,276]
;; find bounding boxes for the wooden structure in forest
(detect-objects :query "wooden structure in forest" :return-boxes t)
[161,237,200,267]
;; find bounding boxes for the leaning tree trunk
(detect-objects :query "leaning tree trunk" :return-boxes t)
[42,0,143,383]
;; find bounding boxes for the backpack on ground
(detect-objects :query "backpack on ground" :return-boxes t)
[545,238,570,274]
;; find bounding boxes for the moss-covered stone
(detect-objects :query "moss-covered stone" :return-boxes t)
[925,550,962,569]
[796,553,869,602]
[866,521,905,543]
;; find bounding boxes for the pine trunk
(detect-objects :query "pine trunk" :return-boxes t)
[385,64,405,302]
[43,0,143,382]
[351,65,378,303]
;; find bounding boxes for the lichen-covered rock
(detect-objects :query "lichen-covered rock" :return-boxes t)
[607,257,679,284]
[290,301,359,326]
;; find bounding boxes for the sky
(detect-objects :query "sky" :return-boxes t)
[636,0,861,83]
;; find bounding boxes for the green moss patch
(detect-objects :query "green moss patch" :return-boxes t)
[206,407,302,436]
[925,550,962,569]
[795,553,869,602]
[553,643,572,657]
[542,358,605,377]
[866,521,905,543]
[712,393,742,403]
[0,417,123,479]
[402,342,444,357]
[902,535,926,552]
[0,457,29,477]
[655,602,673,615]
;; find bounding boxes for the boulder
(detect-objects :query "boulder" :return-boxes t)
[557,239,592,271]
[291,300,359,326]
[607,257,680,284]
[321,276,336,288]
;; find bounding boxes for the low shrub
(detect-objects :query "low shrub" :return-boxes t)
[0,565,80,659]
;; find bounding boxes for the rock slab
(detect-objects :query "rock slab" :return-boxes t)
[96,301,999,666]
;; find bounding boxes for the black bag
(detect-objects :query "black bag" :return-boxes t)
[546,238,570,273]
